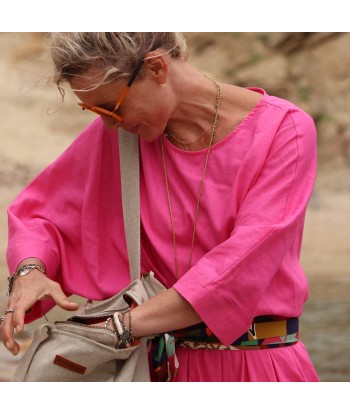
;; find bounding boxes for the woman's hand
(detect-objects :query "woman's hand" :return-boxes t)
[1,266,79,355]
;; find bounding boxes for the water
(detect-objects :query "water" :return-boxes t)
[301,300,350,381]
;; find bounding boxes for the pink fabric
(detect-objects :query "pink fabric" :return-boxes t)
[6,88,319,381]
[174,342,318,382]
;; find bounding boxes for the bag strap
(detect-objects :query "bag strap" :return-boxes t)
[118,129,140,282]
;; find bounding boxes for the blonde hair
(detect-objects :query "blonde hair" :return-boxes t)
[45,32,188,93]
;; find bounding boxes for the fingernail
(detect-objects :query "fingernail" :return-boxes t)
[16,325,22,333]
[5,342,11,350]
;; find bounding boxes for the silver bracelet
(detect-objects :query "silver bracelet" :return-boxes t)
[103,317,115,333]
[112,312,134,349]
[7,264,46,296]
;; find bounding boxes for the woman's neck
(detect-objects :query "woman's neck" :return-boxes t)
[165,65,221,151]
[164,61,263,151]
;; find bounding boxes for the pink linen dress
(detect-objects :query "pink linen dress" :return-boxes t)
[7,88,319,381]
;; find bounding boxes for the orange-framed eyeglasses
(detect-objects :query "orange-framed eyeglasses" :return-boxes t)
[78,60,144,122]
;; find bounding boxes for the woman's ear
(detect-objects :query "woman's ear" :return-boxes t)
[143,50,169,84]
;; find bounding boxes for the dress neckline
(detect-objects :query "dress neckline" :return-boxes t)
[162,87,267,155]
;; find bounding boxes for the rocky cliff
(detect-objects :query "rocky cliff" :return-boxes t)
[185,32,350,182]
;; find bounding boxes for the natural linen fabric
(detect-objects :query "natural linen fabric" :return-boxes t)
[13,275,164,382]
[7,88,319,381]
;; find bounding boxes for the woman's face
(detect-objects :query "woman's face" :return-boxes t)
[70,62,174,141]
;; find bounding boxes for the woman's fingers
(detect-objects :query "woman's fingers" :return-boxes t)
[1,287,37,354]
[48,281,79,312]
[1,309,20,355]
[1,272,79,355]
[10,281,79,334]
[12,301,33,334]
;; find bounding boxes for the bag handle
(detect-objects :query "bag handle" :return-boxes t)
[118,129,140,282]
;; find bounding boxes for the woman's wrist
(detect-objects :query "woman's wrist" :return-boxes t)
[113,311,135,348]
[7,261,47,296]
[92,311,137,349]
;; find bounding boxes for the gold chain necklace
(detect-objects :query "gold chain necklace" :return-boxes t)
[164,125,212,151]
[160,79,221,280]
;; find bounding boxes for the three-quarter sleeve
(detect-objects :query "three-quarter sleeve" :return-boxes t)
[6,118,131,322]
[173,108,317,345]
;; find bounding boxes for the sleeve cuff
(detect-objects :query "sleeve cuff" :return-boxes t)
[6,240,60,277]
[6,241,61,323]
[173,266,249,346]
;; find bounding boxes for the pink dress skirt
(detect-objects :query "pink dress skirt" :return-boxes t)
[173,342,319,382]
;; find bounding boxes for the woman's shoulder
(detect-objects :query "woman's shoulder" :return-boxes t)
[258,91,317,155]
[243,88,316,144]
[261,89,315,125]
[70,117,114,148]
[29,117,118,184]
[55,117,118,162]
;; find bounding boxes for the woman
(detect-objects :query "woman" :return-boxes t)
[1,33,319,381]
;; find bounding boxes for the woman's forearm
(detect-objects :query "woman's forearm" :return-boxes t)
[130,288,202,338]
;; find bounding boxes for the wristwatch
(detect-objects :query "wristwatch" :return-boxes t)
[7,264,46,295]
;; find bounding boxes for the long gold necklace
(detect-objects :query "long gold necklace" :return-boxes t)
[160,79,221,280]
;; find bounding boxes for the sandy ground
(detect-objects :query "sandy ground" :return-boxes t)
[0,33,349,382]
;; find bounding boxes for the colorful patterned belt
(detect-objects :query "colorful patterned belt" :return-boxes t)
[150,316,299,381]
[175,316,299,350]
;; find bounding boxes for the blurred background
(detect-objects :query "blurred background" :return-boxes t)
[0,32,349,381]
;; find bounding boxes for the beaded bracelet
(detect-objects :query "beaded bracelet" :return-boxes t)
[103,317,116,334]
[91,312,134,349]
[89,317,120,348]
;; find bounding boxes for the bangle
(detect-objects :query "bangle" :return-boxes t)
[7,264,46,296]
[112,312,124,335]
[104,317,121,347]
[113,311,134,349]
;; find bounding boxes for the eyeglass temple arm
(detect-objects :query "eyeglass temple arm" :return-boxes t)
[113,60,144,113]
[113,86,130,112]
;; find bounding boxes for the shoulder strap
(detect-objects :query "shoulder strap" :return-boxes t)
[118,129,140,282]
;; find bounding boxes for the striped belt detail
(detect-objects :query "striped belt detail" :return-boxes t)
[150,316,299,381]
[174,316,299,351]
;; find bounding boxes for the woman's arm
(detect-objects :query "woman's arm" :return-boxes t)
[172,109,317,345]
[129,287,201,338]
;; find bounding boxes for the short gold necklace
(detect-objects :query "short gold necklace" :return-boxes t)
[164,125,212,151]
[160,79,221,280]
